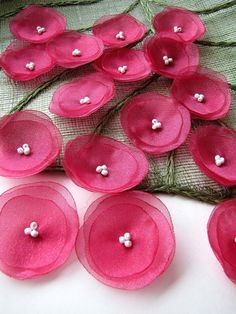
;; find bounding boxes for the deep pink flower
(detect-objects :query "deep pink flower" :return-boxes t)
[10,5,66,44]
[0,110,62,178]
[189,125,236,186]
[47,31,104,68]
[63,134,148,193]
[76,191,175,290]
[50,72,115,118]
[153,7,205,43]
[120,92,191,154]
[92,13,147,48]
[0,182,79,279]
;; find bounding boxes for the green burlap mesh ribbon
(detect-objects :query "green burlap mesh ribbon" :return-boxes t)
[0,0,236,203]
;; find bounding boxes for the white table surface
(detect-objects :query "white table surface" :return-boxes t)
[0,172,235,314]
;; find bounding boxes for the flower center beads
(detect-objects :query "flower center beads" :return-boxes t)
[152,119,162,130]
[80,96,91,104]
[118,65,128,74]
[17,143,31,156]
[163,55,173,65]
[215,155,225,167]
[116,31,125,40]
[173,26,182,33]
[25,62,35,71]
[96,164,108,176]
[119,232,132,248]
[72,49,81,57]
[36,26,46,35]
[24,221,39,238]
[194,93,205,102]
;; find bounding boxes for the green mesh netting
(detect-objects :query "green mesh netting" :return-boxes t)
[0,0,236,203]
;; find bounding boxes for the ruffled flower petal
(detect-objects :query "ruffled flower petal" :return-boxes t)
[144,33,199,78]
[189,125,236,186]
[120,92,191,154]
[50,72,115,118]
[0,182,79,279]
[171,67,231,120]
[63,134,149,193]
[153,7,205,43]
[208,198,236,283]
[0,110,62,178]
[92,13,147,48]
[47,31,104,68]
[76,191,175,290]
[93,48,152,82]
[9,5,66,44]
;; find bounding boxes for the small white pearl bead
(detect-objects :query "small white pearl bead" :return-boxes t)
[30,221,38,229]
[124,240,132,248]
[124,232,131,240]
[72,49,81,56]
[119,236,125,244]
[101,169,108,176]
[17,147,24,155]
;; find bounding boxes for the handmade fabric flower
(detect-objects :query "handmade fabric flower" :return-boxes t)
[208,198,236,283]
[92,13,147,48]
[189,125,236,186]
[0,110,62,178]
[153,7,205,43]
[76,191,175,290]
[49,72,115,118]
[63,134,148,193]
[0,182,79,279]
[0,43,55,81]
[9,5,66,43]
[93,48,152,82]
[120,92,191,154]
[47,31,104,68]
[171,67,231,120]
[144,33,199,78]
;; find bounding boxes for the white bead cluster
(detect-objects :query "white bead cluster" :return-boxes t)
[72,49,81,56]
[17,144,31,156]
[215,155,225,167]
[25,62,35,71]
[194,93,205,102]
[96,164,108,176]
[116,31,125,40]
[152,118,162,130]
[163,55,173,65]
[24,221,39,238]
[80,96,91,104]
[119,232,132,248]
[173,25,182,33]
[36,26,46,35]
[118,65,128,74]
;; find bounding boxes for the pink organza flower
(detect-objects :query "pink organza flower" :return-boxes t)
[93,48,152,82]
[153,7,205,43]
[0,43,55,81]
[208,198,236,283]
[92,13,147,48]
[171,67,231,120]
[76,191,175,290]
[0,182,79,280]
[47,31,104,68]
[144,33,199,78]
[120,92,191,154]
[10,5,66,43]
[0,110,62,178]
[63,134,148,193]
[189,125,236,186]
[50,72,115,118]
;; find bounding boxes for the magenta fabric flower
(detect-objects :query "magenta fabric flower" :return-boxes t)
[120,92,191,154]
[171,67,231,120]
[153,7,205,43]
[76,191,175,290]
[10,5,67,43]
[0,182,79,280]
[46,31,104,68]
[144,33,199,78]
[0,110,62,178]
[63,134,149,193]
[208,198,236,283]
[93,48,152,82]
[189,125,236,186]
[49,72,115,118]
[92,13,147,48]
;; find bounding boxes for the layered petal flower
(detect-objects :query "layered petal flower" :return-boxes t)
[144,33,199,78]
[76,191,175,290]
[0,110,62,178]
[93,48,152,82]
[0,182,79,279]
[120,92,191,154]
[63,134,148,193]
[92,13,147,48]
[9,5,66,44]
[47,31,104,68]
[50,72,115,118]
[153,7,205,43]
[171,67,231,120]
[208,198,236,283]
[189,125,236,186]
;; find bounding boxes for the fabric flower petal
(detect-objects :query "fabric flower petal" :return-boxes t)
[120,92,191,154]
[0,182,79,279]
[50,72,115,118]
[63,134,149,193]
[0,110,62,178]
[77,191,175,290]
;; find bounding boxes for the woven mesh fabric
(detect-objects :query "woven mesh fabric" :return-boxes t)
[0,0,236,203]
